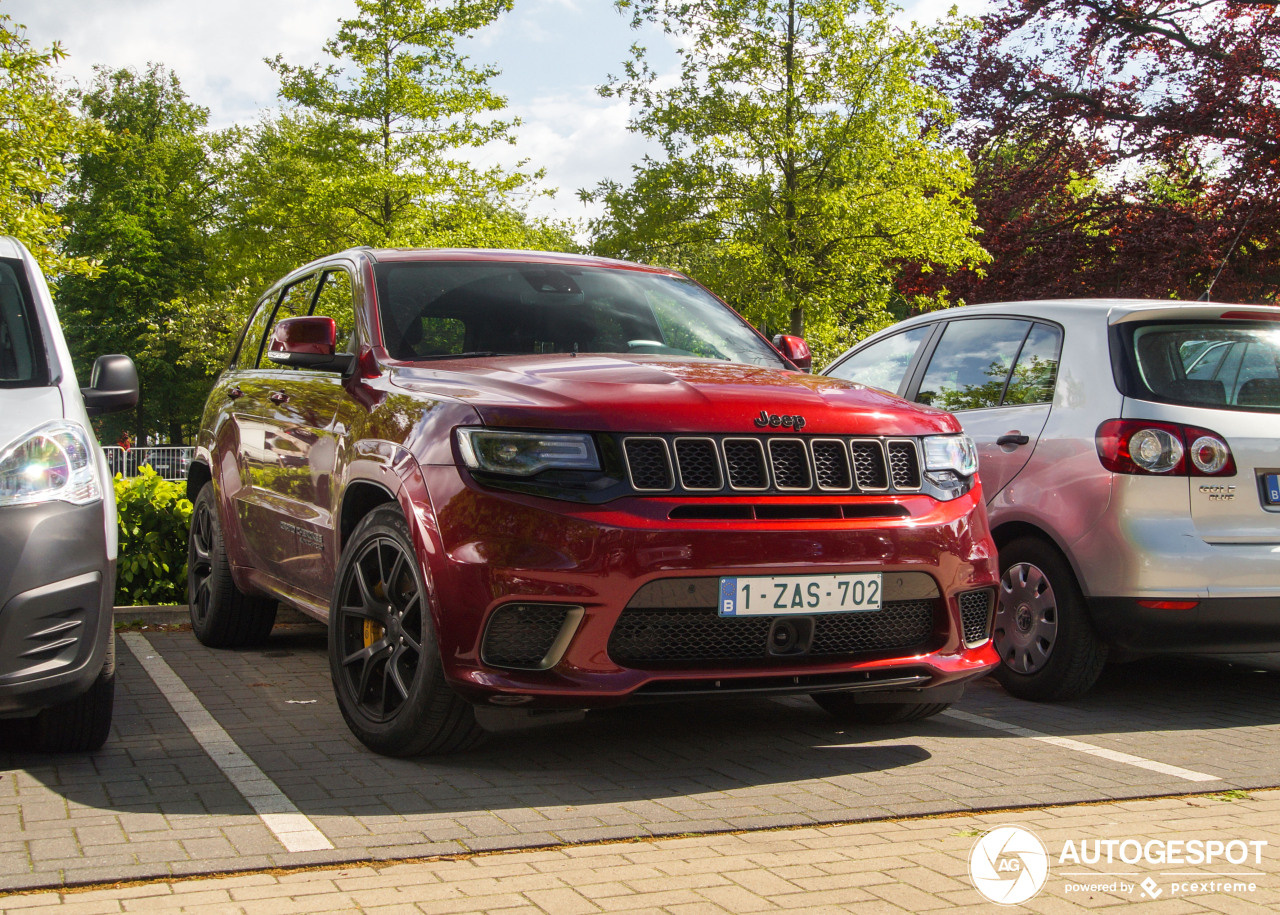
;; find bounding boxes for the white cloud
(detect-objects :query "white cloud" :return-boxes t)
[7,0,352,127]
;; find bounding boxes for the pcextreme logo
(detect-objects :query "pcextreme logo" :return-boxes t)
[968,825,1051,905]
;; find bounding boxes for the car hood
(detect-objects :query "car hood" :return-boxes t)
[388,355,957,436]
[0,387,66,450]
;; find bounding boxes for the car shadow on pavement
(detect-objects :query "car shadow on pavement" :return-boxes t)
[2,627,937,821]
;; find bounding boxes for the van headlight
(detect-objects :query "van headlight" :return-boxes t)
[456,428,601,476]
[0,421,103,506]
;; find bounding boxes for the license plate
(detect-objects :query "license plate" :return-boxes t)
[718,573,882,616]
[1266,474,1280,505]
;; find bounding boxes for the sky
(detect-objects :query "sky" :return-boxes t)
[6,0,981,227]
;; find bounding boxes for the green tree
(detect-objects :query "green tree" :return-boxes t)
[58,65,223,445]
[0,13,93,277]
[586,0,987,361]
[227,0,571,279]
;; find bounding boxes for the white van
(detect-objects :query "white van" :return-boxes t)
[0,236,137,750]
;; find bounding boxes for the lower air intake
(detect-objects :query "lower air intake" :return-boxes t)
[608,600,938,667]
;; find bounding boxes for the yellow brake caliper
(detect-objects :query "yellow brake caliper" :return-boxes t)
[364,580,386,647]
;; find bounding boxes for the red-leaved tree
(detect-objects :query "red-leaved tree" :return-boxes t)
[908,0,1280,305]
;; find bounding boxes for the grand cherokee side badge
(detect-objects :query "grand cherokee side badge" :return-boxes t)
[754,410,806,430]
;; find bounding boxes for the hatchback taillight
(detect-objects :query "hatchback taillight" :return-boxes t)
[1095,419,1236,476]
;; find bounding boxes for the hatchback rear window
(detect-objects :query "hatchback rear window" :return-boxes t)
[0,258,47,387]
[1127,322,1280,411]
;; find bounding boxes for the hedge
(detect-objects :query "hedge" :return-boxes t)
[114,467,192,606]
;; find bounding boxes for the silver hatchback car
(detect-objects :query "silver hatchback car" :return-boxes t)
[825,299,1280,700]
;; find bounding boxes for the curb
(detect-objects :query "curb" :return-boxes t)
[112,605,312,626]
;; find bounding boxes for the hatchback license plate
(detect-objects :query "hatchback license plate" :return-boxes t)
[718,573,882,616]
[1266,474,1280,505]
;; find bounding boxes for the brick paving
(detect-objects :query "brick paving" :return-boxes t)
[3,788,1280,912]
[4,624,1280,902]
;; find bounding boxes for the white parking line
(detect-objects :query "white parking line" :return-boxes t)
[942,708,1219,783]
[120,633,334,853]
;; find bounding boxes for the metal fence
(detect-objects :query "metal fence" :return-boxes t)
[102,445,194,482]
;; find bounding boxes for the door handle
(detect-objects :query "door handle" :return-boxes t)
[997,433,1030,446]
[227,387,243,400]
[269,391,290,405]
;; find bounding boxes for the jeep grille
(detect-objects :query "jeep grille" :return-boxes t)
[621,434,922,496]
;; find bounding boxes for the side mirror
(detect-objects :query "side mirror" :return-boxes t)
[81,354,139,415]
[266,316,355,372]
[772,334,812,372]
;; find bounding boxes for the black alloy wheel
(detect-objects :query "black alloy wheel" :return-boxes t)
[187,484,276,648]
[334,529,425,722]
[188,494,215,630]
[329,506,483,756]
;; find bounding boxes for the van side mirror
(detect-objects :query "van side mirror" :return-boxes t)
[81,354,139,415]
[772,334,812,372]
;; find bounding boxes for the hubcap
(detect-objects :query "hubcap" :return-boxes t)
[1015,603,1034,633]
[189,500,214,625]
[336,535,423,722]
[994,562,1058,674]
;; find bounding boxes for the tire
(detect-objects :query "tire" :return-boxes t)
[811,692,950,724]
[30,639,115,752]
[328,506,484,757]
[187,484,277,648]
[993,537,1107,701]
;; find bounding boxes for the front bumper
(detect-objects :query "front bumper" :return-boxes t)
[415,466,1000,708]
[0,501,114,716]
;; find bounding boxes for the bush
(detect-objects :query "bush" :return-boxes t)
[114,466,192,606]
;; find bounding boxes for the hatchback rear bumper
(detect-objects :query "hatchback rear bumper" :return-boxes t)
[1090,596,1280,652]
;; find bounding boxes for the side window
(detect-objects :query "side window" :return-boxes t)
[235,294,279,370]
[0,261,40,383]
[917,318,1031,410]
[312,270,357,352]
[262,274,321,369]
[825,324,932,395]
[1003,323,1063,406]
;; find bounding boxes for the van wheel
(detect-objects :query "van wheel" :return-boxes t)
[187,485,277,648]
[811,692,950,724]
[31,641,115,752]
[993,537,1107,701]
[329,506,484,757]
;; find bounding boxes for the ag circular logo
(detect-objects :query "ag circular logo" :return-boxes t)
[968,824,1050,905]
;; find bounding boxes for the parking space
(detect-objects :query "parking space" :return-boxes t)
[4,622,1280,892]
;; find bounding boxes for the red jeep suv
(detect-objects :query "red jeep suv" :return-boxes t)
[187,248,999,756]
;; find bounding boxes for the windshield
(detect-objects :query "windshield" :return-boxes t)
[0,258,47,387]
[1128,321,1280,411]
[373,261,787,368]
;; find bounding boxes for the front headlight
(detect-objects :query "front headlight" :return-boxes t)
[0,421,103,507]
[922,434,979,477]
[456,428,601,476]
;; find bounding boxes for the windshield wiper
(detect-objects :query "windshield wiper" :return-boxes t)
[414,351,508,361]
